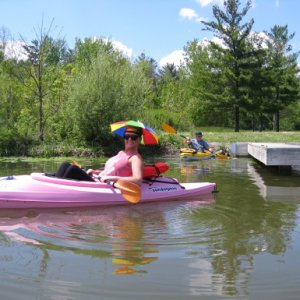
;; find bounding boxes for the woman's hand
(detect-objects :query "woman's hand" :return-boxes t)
[99,175,117,183]
[87,169,101,176]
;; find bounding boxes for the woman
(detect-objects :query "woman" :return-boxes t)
[87,125,144,185]
[56,125,144,185]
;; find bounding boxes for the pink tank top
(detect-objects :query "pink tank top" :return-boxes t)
[101,151,134,176]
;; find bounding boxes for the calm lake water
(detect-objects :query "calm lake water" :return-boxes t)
[0,156,300,300]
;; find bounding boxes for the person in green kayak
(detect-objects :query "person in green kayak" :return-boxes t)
[185,132,212,153]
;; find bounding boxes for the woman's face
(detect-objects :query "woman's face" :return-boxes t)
[124,132,140,149]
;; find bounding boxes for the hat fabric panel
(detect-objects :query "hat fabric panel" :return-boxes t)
[125,126,142,136]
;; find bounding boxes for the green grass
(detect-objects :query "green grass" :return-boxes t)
[159,128,300,145]
[199,130,300,143]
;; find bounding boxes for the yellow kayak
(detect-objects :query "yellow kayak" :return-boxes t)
[180,148,213,160]
[215,151,230,160]
[180,148,230,160]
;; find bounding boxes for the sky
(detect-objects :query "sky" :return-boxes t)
[1,0,300,67]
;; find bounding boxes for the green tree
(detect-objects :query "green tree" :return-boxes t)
[184,40,232,127]
[239,32,271,131]
[201,0,254,131]
[156,64,191,129]
[264,25,300,131]
[70,49,152,145]
[0,27,28,132]
[74,37,115,70]
[158,63,178,82]
[134,53,159,108]
[17,20,71,141]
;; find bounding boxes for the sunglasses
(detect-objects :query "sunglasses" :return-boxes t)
[124,134,139,141]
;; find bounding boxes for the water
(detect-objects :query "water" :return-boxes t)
[0,157,300,300]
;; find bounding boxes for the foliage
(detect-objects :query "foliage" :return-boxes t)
[0,13,299,157]
[263,25,300,131]
[0,128,33,156]
[185,40,232,127]
[28,143,105,158]
[69,49,152,145]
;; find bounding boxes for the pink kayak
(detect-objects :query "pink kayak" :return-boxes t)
[0,173,216,209]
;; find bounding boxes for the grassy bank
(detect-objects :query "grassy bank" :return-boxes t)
[164,128,300,143]
[0,129,299,158]
[158,129,300,154]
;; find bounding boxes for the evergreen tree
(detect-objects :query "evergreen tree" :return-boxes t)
[264,25,300,131]
[201,0,254,131]
[185,40,231,127]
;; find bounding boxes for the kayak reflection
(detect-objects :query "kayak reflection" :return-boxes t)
[0,198,214,275]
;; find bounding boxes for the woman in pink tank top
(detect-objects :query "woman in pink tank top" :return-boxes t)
[87,126,144,185]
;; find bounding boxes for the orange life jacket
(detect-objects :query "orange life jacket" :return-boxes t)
[143,162,169,178]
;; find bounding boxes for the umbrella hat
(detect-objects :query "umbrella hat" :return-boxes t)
[110,120,159,145]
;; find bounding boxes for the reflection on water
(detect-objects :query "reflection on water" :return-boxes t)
[248,161,300,203]
[0,198,214,276]
[0,158,300,299]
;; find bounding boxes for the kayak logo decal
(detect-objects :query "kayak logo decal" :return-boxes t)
[149,186,178,192]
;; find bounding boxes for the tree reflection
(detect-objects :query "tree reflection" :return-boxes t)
[187,177,297,296]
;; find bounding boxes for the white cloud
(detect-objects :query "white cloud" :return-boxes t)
[201,36,227,48]
[158,36,226,68]
[179,8,207,23]
[2,40,28,61]
[249,31,269,49]
[196,0,224,7]
[159,50,185,68]
[111,40,133,58]
[98,37,133,58]
[179,8,198,20]
[196,0,214,7]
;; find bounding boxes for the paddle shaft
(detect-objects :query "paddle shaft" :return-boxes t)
[93,176,141,204]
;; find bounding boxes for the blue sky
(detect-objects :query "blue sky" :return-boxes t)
[1,0,299,67]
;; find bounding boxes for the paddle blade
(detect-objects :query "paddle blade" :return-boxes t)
[161,123,177,134]
[71,160,82,168]
[162,123,187,139]
[114,180,141,204]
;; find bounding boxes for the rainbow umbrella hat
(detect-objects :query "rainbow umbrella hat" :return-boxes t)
[110,120,159,145]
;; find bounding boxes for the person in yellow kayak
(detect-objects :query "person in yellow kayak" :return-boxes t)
[185,132,212,153]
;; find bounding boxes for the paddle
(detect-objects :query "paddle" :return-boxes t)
[162,123,213,154]
[113,180,141,204]
[71,160,82,168]
[161,123,187,139]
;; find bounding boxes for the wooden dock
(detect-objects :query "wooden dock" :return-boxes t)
[248,143,300,166]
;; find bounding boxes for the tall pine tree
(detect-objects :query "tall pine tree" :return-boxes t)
[201,0,254,131]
